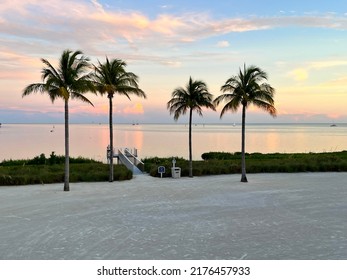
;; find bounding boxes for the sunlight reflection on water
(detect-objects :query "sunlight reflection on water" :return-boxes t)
[1,123,346,161]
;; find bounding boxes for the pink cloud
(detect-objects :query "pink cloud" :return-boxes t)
[0,49,43,80]
[123,103,145,115]
[2,1,347,58]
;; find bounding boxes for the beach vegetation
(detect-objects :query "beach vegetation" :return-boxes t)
[22,50,96,191]
[214,64,276,182]
[93,57,146,182]
[0,154,132,186]
[167,77,215,178]
[143,151,347,177]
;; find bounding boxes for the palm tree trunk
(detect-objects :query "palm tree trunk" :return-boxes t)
[109,95,114,182]
[64,99,70,191]
[189,108,193,177]
[241,104,248,182]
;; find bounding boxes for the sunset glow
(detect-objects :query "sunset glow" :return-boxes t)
[1,0,347,123]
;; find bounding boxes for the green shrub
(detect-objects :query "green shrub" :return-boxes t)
[201,152,236,160]
[0,161,132,186]
[143,151,347,178]
[0,152,100,167]
[27,153,47,165]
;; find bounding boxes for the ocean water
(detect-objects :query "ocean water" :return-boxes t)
[0,123,347,162]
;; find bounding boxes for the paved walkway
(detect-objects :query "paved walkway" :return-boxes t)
[0,173,346,259]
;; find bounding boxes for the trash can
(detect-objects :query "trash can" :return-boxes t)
[171,167,181,178]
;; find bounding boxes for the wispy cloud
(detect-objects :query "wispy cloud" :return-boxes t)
[90,0,105,13]
[0,49,43,79]
[309,60,347,69]
[2,1,347,123]
[321,76,347,87]
[217,41,230,48]
[289,68,309,81]
[2,1,347,60]
[2,1,347,77]
[287,59,347,82]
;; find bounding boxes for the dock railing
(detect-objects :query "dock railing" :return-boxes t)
[107,146,144,174]
[124,148,145,172]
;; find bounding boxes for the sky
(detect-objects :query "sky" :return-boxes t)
[1,0,347,124]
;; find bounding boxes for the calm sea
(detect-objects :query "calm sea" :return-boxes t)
[1,123,347,162]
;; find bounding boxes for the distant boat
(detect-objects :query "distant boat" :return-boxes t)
[330,124,337,127]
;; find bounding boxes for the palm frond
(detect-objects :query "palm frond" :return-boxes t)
[93,57,146,101]
[167,77,215,120]
[23,49,95,106]
[22,83,46,96]
[41,60,62,85]
[71,91,94,107]
[252,99,277,117]
[220,97,241,117]
[215,64,276,119]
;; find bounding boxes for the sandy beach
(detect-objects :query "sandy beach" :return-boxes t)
[0,172,346,260]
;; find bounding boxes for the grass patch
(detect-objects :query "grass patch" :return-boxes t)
[0,153,132,186]
[143,151,347,177]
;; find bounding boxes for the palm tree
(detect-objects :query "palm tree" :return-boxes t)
[214,64,276,182]
[167,77,215,177]
[93,57,146,182]
[23,49,95,191]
